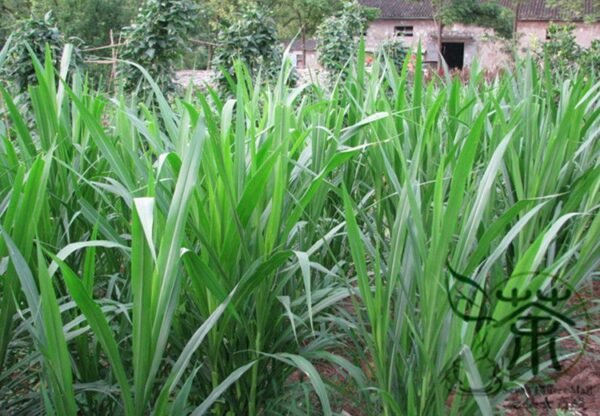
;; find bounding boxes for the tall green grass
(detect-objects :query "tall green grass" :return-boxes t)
[0,45,598,415]
[339,52,599,415]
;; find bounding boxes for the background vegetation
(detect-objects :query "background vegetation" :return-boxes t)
[211,3,284,92]
[119,0,197,95]
[2,0,599,74]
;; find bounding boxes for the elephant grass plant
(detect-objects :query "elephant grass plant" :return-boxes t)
[0,44,598,415]
[339,49,599,415]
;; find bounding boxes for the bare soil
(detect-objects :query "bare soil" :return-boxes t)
[503,280,600,415]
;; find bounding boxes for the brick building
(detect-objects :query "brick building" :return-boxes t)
[291,0,600,70]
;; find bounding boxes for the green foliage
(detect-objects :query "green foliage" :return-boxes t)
[339,53,599,415]
[378,38,408,71]
[0,0,141,86]
[540,23,600,77]
[443,0,514,38]
[211,3,283,92]
[0,12,80,93]
[541,23,582,76]
[0,0,31,45]
[197,0,343,40]
[273,0,343,40]
[0,42,599,416]
[119,0,197,96]
[29,0,141,46]
[544,23,581,60]
[316,0,377,76]
[580,39,600,73]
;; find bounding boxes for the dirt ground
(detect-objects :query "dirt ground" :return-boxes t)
[502,280,600,416]
[289,279,600,415]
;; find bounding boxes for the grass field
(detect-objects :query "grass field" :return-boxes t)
[0,46,598,415]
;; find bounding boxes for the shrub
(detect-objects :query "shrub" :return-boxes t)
[211,3,283,92]
[29,0,140,47]
[315,0,376,77]
[119,0,197,96]
[443,0,514,39]
[541,23,581,75]
[378,38,408,71]
[580,39,600,73]
[0,12,79,93]
[538,23,600,78]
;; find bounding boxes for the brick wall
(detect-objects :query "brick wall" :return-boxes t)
[359,19,600,70]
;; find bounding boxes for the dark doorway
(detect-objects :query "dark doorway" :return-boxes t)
[441,42,465,70]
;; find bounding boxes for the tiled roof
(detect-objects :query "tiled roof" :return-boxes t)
[359,0,433,19]
[506,0,597,20]
[359,0,598,21]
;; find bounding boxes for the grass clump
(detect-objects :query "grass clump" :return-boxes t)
[0,44,598,415]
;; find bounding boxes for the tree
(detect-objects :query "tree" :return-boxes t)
[425,0,451,61]
[28,0,142,46]
[0,1,32,45]
[199,0,239,28]
[211,3,283,91]
[274,0,343,67]
[505,0,524,37]
[316,0,378,78]
[119,0,197,95]
[539,22,600,76]
[0,12,79,93]
[413,0,513,67]
[580,39,600,72]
